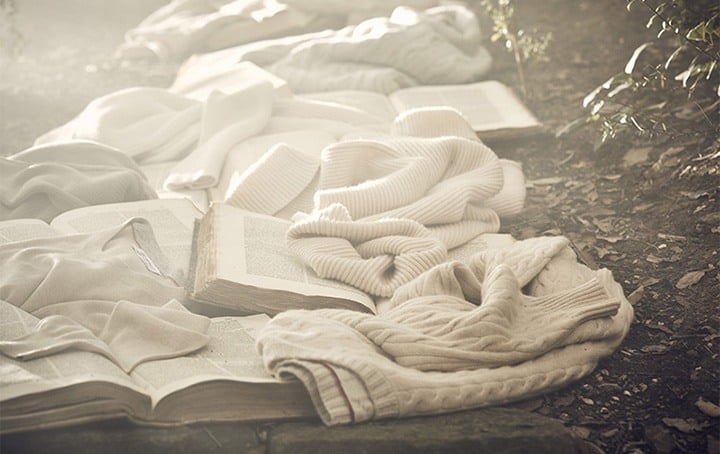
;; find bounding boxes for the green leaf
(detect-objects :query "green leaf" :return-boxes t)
[583,85,604,108]
[625,42,651,74]
[664,46,683,69]
[687,23,706,41]
[608,81,633,97]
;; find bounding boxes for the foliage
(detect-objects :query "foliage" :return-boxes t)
[0,0,23,57]
[479,0,552,99]
[558,0,720,147]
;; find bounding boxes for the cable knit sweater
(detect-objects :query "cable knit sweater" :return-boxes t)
[256,235,633,425]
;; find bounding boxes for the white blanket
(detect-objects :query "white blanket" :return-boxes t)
[174,5,492,94]
[118,0,436,61]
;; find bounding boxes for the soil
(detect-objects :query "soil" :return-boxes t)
[1,1,718,453]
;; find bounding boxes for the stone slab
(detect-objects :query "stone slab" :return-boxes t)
[268,408,589,454]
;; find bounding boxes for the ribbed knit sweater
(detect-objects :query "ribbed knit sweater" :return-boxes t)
[280,108,525,297]
[256,235,634,424]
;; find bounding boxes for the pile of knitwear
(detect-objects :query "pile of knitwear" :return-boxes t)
[0,1,635,426]
[170,5,493,94]
[118,0,443,62]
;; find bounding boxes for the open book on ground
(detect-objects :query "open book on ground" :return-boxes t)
[0,198,203,279]
[301,80,543,141]
[0,301,315,434]
[188,203,377,316]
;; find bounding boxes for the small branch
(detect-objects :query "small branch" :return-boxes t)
[636,0,719,63]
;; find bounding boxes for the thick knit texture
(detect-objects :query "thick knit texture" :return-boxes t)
[257,236,633,425]
[285,108,525,297]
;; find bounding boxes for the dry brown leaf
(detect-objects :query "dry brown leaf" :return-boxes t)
[695,397,720,418]
[676,270,706,289]
[641,344,670,354]
[662,417,711,433]
[597,234,623,244]
[623,147,652,167]
[627,286,645,305]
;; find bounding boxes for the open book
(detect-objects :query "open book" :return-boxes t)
[188,203,376,316]
[300,80,543,141]
[0,198,203,279]
[0,300,315,434]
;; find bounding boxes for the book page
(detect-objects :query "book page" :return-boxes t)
[209,130,334,203]
[214,204,376,312]
[50,199,203,276]
[140,161,210,211]
[129,314,277,401]
[299,90,398,123]
[389,81,540,132]
[0,219,59,245]
[0,300,142,405]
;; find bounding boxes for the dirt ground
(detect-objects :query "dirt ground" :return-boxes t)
[1,1,718,453]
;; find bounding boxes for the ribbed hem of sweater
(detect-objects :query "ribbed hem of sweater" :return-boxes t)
[226,143,319,216]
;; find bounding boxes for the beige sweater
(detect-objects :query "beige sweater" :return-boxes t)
[257,235,633,424]
[282,108,525,297]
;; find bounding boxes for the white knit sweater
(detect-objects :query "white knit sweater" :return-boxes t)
[257,235,633,424]
[281,108,526,297]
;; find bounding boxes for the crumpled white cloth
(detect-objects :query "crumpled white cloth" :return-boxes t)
[35,81,386,192]
[173,5,492,94]
[118,0,436,61]
[1,141,156,222]
[0,218,210,372]
[257,234,634,425]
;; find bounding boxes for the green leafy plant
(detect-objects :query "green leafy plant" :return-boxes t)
[558,0,719,148]
[479,0,552,99]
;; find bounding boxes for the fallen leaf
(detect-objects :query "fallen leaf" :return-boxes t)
[644,321,673,335]
[627,286,645,305]
[597,234,623,243]
[641,344,670,354]
[592,218,614,233]
[647,254,665,264]
[676,270,706,289]
[586,207,616,217]
[641,277,661,287]
[554,394,576,407]
[681,190,711,200]
[662,417,712,433]
[657,233,687,241]
[695,397,720,418]
[623,147,652,167]
[580,397,595,405]
[632,202,654,213]
[601,428,619,438]
[570,425,592,440]
[645,425,676,453]
[526,176,565,187]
